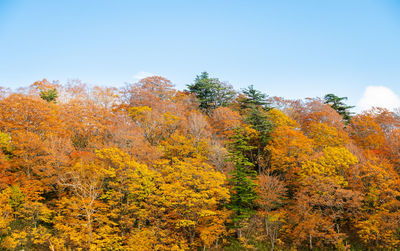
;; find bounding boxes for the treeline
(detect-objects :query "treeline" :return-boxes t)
[0,73,399,250]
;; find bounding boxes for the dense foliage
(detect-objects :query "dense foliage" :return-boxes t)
[0,75,399,250]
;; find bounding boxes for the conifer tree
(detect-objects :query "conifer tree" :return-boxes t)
[240,86,273,173]
[227,127,258,237]
[39,88,58,103]
[240,85,271,111]
[187,72,236,114]
[324,93,354,123]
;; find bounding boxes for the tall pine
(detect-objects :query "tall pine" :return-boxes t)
[227,127,258,238]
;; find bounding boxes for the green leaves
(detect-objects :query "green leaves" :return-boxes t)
[324,93,354,124]
[39,89,58,103]
[187,72,236,114]
[227,128,258,226]
[240,85,271,111]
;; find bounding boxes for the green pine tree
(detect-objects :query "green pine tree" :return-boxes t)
[324,93,354,124]
[40,88,58,103]
[186,71,236,114]
[237,86,274,173]
[240,85,271,111]
[227,127,258,237]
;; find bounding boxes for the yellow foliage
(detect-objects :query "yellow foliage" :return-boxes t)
[0,188,12,235]
[268,108,298,128]
[266,109,314,178]
[307,122,350,149]
[156,134,230,248]
[0,132,11,151]
[128,106,152,120]
[301,147,358,185]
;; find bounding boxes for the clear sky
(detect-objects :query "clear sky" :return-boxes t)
[1,0,400,111]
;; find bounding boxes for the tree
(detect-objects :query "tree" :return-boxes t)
[209,107,242,139]
[324,94,354,124]
[54,152,110,250]
[186,72,236,114]
[31,79,59,103]
[3,74,400,249]
[353,153,400,249]
[40,89,58,103]
[157,133,230,250]
[239,85,271,111]
[349,113,386,152]
[265,109,314,191]
[123,76,175,111]
[256,174,286,250]
[244,107,274,173]
[306,122,350,151]
[228,86,274,174]
[128,106,180,146]
[285,147,362,249]
[96,148,162,250]
[226,128,258,238]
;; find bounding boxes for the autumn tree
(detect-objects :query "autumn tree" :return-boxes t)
[209,107,242,140]
[157,133,230,250]
[266,108,314,192]
[256,174,286,250]
[96,148,162,250]
[123,76,176,111]
[53,152,111,250]
[354,153,400,249]
[349,113,386,152]
[1,74,400,250]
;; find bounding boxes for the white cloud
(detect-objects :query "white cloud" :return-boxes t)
[357,86,400,112]
[133,71,154,80]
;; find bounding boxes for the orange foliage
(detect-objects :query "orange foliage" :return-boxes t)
[1,78,400,250]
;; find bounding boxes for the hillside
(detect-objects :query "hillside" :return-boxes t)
[0,74,399,250]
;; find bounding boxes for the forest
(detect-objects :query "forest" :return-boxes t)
[0,72,399,250]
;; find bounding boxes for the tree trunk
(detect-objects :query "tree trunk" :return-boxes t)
[237,228,242,239]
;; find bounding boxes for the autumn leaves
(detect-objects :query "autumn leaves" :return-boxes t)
[0,74,400,250]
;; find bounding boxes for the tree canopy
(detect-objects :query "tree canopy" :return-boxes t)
[186,72,236,114]
[324,93,354,123]
[0,76,399,250]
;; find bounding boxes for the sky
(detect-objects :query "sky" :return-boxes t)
[1,0,400,111]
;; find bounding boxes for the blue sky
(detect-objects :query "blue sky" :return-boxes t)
[1,0,400,111]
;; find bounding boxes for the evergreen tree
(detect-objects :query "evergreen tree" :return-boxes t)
[187,72,236,114]
[239,85,273,173]
[227,128,258,237]
[40,88,58,103]
[324,93,354,123]
[240,85,271,111]
[244,108,274,173]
